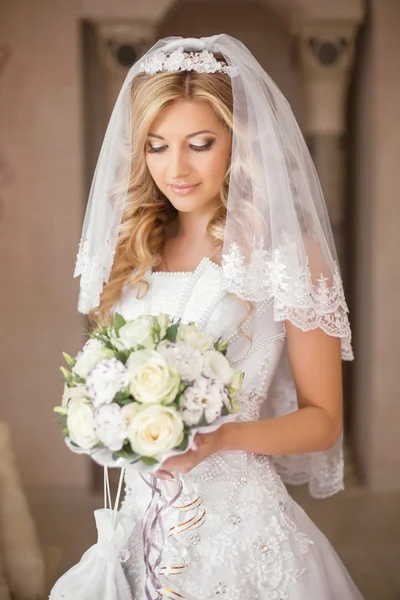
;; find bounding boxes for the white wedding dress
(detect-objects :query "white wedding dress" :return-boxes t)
[114,257,364,600]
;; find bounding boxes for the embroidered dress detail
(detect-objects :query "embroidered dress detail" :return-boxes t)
[115,262,363,600]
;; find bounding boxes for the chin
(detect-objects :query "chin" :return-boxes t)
[167,196,212,214]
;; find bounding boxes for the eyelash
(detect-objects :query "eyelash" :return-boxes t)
[148,141,214,154]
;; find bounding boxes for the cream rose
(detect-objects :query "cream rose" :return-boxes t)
[111,315,158,351]
[62,384,88,406]
[121,402,141,425]
[176,324,213,352]
[127,404,184,458]
[202,350,235,385]
[72,339,114,379]
[126,349,180,404]
[67,401,99,449]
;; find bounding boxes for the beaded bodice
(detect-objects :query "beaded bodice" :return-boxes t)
[117,257,344,502]
[116,258,348,599]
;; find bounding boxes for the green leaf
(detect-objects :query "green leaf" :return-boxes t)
[214,337,229,355]
[62,352,76,368]
[60,367,73,384]
[114,389,131,402]
[141,456,159,466]
[165,323,179,342]
[115,350,130,363]
[196,412,208,427]
[177,433,189,452]
[221,405,230,416]
[114,312,127,337]
[112,448,140,461]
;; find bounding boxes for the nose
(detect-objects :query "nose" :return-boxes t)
[167,147,191,182]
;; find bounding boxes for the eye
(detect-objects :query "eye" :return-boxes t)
[189,141,214,152]
[148,145,167,154]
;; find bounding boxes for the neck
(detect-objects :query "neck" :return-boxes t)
[175,204,218,241]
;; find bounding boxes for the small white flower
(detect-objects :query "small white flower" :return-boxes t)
[202,350,235,385]
[181,376,228,426]
[110,315,158,351]
[62,384,88,406]
[176,324,213,353]
[127,404,184,458]
[94,403,128,452]
[67,401,99,449]
[126,349,180,404]
[159,341,203,381]
[85,358,130,407]
[73,338,104,379]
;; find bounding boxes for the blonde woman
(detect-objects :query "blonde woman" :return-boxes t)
[66,36,363,599]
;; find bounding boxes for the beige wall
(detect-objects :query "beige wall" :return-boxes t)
[0,0,88,488]
[352,0,400,489]
[159,0,304,123]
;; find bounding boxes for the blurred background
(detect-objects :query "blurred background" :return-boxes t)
[0,0,399,598]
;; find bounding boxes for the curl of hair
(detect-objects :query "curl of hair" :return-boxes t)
[89,63,256,333]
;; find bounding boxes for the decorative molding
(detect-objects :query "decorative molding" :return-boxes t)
[94,20,156,74]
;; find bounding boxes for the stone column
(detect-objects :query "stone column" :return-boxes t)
[295,21,359,271]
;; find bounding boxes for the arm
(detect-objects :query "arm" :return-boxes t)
[217,322,343,455]
[160,323,343,475]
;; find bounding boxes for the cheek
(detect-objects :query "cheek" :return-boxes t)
[203,152,229,187]
[146,157,165,188]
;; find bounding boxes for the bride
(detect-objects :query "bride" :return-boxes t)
[61,35,363,599]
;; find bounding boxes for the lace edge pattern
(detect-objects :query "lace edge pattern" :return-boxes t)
[74,235,117,314]
[222,237,353,360]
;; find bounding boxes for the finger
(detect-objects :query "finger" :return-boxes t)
[153,469,175,481]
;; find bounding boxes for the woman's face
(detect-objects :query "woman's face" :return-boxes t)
[145,99,231,214]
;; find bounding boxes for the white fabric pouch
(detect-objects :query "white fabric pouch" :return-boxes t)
[49,468,135,600]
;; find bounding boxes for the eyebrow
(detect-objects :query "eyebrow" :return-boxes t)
[147,129,217,140]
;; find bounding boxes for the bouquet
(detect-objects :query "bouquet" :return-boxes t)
[54,313,243,470]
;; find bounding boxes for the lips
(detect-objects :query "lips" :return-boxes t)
[169,183,200,195]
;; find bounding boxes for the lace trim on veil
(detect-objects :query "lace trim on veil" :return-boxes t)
[222,235,353,360]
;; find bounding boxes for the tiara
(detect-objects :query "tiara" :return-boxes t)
[139,46,238,78]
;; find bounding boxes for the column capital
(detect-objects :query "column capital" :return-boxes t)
[94,19,157,74]
[296,21,359,78]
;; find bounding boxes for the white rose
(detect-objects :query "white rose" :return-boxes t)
[72,338,105,379]
[127,404,184,458]
[121,402,141,425]
[93,403,128,452]
[85,358,131,407]
[181,376,227,426]
[67,401,99,449]
[126,349,180,404]
[111,315,158,351]
[62,384,88,406]
[202,350,235,385]
[176,324,213,353]
[157,313,171,339]
[159,341,203,381]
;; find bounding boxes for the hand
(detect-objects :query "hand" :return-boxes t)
[153,428,222,480]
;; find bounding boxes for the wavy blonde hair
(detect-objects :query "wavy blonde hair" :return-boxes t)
[89,67,236,326]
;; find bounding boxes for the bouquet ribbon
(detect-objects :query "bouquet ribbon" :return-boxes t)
[140,473,206,600]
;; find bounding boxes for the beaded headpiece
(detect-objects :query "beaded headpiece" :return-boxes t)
[138,46,239,78]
